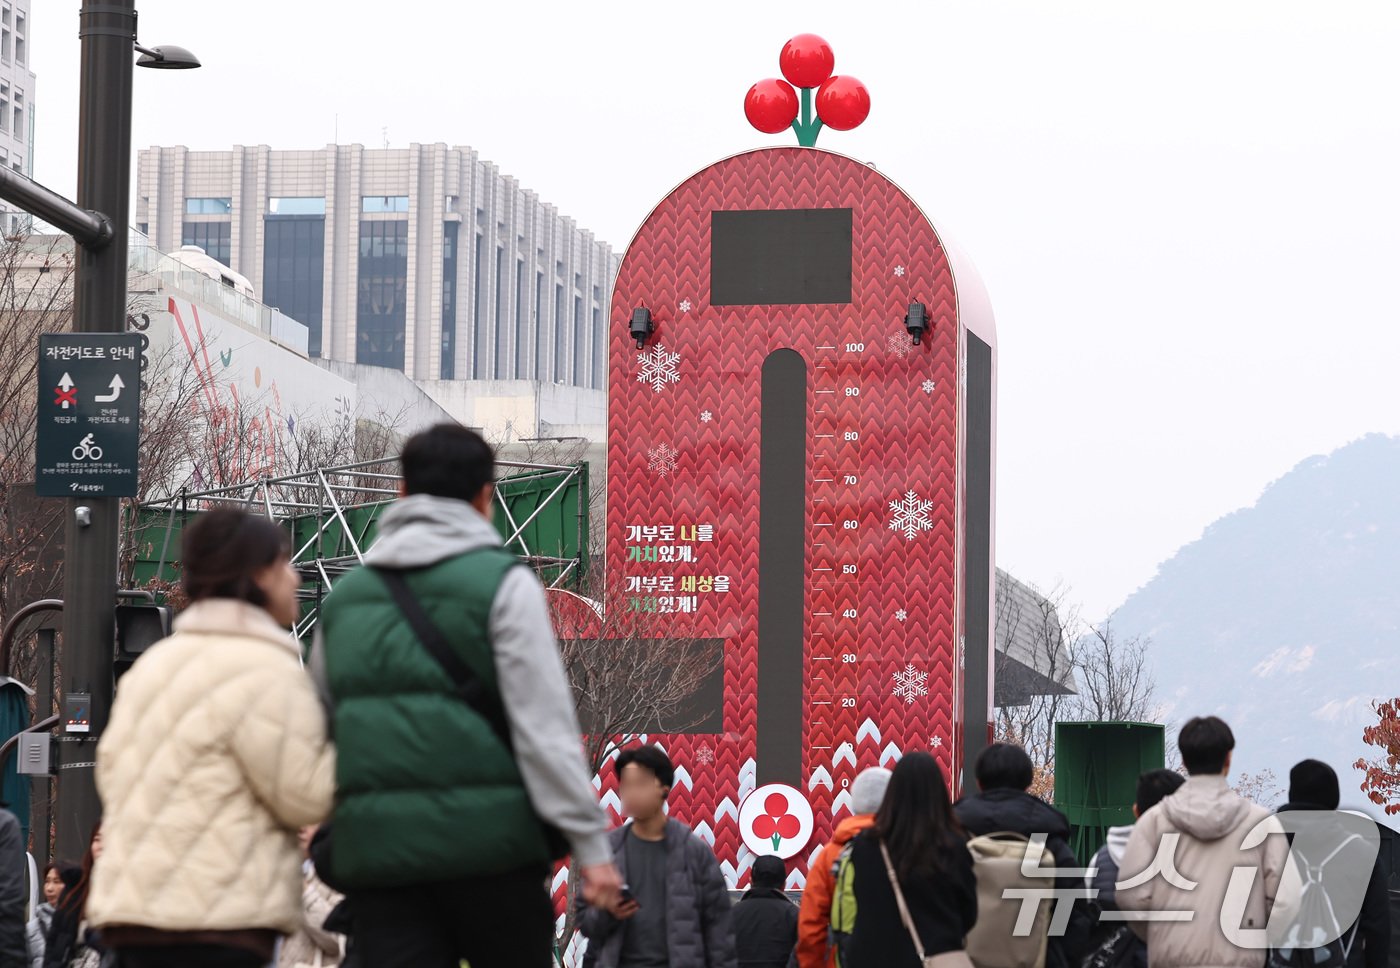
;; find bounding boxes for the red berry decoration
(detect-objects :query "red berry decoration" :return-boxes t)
[764,792,789,815]
[815,75,871,131]
[779,33,835,89]
[744,78,800,134]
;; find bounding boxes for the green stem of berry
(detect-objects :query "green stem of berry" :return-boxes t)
[790,87,824,147]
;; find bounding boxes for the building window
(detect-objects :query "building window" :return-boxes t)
[2,28,9,64]
[185,197,232,215]
[440,222,459,380]
[1,85,9,133]
[181,222,231,266]
[361,195,409,214]
[514,260,526,378]
[494,246,507,378]
[264,214,326,357]
[472,233,486,379]
[572,295,585,386]
[12,13,20,65]
[592,306,603,388]
[12,107,20,143]
[554,283,566,382]
[356,220,408,369]
[535,270,546,381]
[268,197,326,215]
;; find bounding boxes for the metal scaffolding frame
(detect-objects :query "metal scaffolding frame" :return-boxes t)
[132,455,590,639]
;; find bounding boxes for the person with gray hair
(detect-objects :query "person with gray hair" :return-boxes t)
[795,767,892,968]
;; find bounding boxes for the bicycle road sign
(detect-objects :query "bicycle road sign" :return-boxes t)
[36,333,143,497]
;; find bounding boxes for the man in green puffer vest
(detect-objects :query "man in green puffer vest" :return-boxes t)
[309,424,621,968]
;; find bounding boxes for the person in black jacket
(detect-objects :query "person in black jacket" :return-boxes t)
[733,855,797,968]
[1275,759,1390,968]
[953,743,1090,968]
[575,745,736,968]
[847,752,976,968]
[0,808,26,967]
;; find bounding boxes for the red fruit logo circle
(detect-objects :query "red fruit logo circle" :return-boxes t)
[739,783,815,860]
[744,34,869,146]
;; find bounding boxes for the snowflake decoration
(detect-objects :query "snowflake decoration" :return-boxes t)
[921,380,936,394]
[679,299,692,313]
[930,735,944,749]
[700,410,713,423]
[696,743,714,766]
[637,343,681,393]
[893,265,906,277]
[886,332,914,359]
[895,609,908,622]
[892,664,929,705]
[888,490,935,541]
[647,442,679,476]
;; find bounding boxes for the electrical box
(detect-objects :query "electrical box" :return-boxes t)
[16,733,50,776]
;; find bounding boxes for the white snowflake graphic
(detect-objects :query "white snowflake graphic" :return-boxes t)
[637,343,681,393]
[893,265,906,277]
[700,410,713,423]
[921,380,936,394]
[930,735,944,749]
[892,664,929,705]
[886,332,914,359]
[888,490,935,541]
[696,743,714,766]
[679,299,692,313]
[895,609,908,622]
[647,442,679,476]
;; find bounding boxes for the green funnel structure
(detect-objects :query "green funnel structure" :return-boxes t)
[1054,721,1166,866]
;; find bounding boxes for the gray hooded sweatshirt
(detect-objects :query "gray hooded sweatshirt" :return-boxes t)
[310,494,612,869]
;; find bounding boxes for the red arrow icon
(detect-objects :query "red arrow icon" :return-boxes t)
[54,373,77,408]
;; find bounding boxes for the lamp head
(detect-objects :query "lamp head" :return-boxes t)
[136,44,201,70]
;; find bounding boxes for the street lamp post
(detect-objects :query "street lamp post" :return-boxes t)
[51,0,141,862]
[0,0,198,861]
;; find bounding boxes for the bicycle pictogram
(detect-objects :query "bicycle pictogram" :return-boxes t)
[72,434,103,461]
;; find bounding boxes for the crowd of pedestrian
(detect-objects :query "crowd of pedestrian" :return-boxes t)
[5,426,1390,968]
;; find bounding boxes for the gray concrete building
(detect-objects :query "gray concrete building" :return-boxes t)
[135,143,619,388]
[0,0,36,231]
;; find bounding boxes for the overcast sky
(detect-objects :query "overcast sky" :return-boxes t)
[32,1,1400,620]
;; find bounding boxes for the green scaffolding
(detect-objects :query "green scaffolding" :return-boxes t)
[126,456,589,639]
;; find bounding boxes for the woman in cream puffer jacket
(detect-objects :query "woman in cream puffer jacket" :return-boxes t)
[88,509,336,968]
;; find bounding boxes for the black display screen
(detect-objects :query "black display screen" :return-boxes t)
[710,208,853,305]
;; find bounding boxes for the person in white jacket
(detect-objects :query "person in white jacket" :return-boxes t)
[89,509,336,968]
[1117,717,1300,968]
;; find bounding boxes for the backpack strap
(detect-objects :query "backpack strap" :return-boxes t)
[373,565,514,749]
